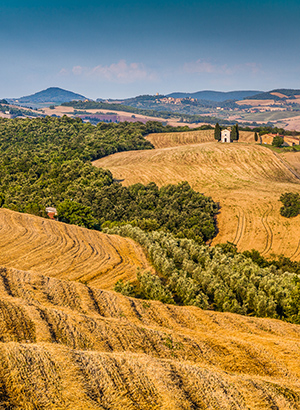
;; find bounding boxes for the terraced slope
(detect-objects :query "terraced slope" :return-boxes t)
[94,141,300,259]
[0,208,153,289]
[146,129,255,148]
[1,266,300,409]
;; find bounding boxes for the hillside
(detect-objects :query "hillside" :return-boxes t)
[167,90,261,101]
[94,132,300,259]
[0,208,154,289]
[11,87,87,105]
[246,89,300,101]
[1,263,300,409]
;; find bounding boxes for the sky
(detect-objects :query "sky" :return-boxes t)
[1,0,300,99]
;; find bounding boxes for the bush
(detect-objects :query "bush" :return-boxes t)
[272,136,284,147]
[280,192,300,218]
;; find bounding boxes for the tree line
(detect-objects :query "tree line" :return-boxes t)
[0,116,218,243]
[108,224,300,324]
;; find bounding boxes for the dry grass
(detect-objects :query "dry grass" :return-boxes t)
[146,129,255,148]
[94,135,300,259]
[0,208,154,289]
[1,265,300,408]
[281,151,300,174]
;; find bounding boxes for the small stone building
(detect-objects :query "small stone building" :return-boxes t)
[221,129,231,143]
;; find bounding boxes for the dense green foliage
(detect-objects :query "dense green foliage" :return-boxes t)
[0,104,41,118]
[243,249,300,274]
[0,116,152,214]
[0,117,218,242]
[99,182,218,243]
[109,225,300,323]
[231,124,239,141]
[254,132,258,142]
[57,200,98,229]
[279,192,300,218]
[272,135,284,147]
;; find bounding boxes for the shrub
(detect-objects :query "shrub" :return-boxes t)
[280,192,300,218]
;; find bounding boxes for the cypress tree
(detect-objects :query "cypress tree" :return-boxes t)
[254,132,258,142]
[214,123,221,141]
[236,123,239,141]
[231,124,239,141]
[231,126,237,140]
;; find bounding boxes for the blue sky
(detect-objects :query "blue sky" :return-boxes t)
[1,0,300,99]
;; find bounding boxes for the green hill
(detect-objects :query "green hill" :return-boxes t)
[14,87,87,105]
[246,89,300,100]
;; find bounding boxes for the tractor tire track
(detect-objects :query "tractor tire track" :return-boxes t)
[233,209,245,247]
[261,205,274,255]
[290,239,300,260]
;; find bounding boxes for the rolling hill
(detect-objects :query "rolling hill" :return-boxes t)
[10,87,87,105]
[246,89,300,101]
[0,208,154,289]
[94,130,300,260]
[1,263,300,409]
[166,90,261,101]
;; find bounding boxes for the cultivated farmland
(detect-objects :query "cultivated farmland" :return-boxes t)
[94,131,300,259]
[0,208,154,289]
[1,265,300,408]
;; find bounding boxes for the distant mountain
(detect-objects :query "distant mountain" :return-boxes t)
[245,89,300,100]
[166,90,261,102]
[13,87,87,104]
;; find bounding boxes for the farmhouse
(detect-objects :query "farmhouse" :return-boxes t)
[284,135,300,146]
[221,129,231,143]
[46,207,57,220]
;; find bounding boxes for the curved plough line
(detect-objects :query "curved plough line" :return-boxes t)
[261,205,273,255]
[232,209,245,247]
[290,239,300,260]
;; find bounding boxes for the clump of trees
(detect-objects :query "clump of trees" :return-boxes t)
[0,117,219,242]
[95,181,218,243]
[280,192,300,218]
[231,124,239,141]
[109,225,300,324]
[272,136,284,147]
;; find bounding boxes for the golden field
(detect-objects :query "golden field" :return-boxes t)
[1,264,300,409]
[1,133,300,408]
[94,131,300,259]
[0,208,153,289]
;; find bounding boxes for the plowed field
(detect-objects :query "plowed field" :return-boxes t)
[94,134,300,259]
[0,208,153,289]
[1,265,300,409]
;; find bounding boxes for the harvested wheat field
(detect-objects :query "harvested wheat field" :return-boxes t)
[94,136,300,259]
[146,129,255,148]
[1,265,300,409]
[281,151,300,175]
[0,208,153,289]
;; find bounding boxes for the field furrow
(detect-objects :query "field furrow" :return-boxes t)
[95,136,300,259]
[0,208,154,289]
[0,266,300,409]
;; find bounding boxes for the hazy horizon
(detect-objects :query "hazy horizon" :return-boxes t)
[1,0,300,99]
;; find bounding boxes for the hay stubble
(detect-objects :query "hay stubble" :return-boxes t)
[94,134,300,259]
